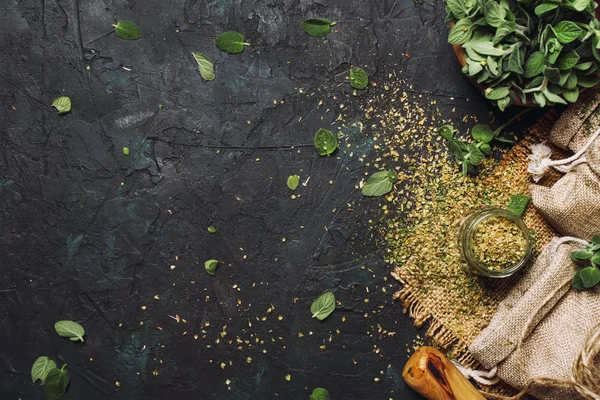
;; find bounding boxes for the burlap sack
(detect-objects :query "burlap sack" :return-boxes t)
[530,95,600,241]
[469,238,600,400]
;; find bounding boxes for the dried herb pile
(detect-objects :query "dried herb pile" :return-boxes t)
[472,216,528,270]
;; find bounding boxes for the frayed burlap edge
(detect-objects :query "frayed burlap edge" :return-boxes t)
[392,109,568,397]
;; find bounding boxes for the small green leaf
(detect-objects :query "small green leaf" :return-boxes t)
[123,147,130,156]
[438,125,456,140]
[507,194,530,217]
[468,143,485,165]
[361,170,397,197]
[508,47,524,74]
[553,21,582,44]
[471,124,494,143]
[572,270,585,290]
[314,128,338,156]
[44,366,69,400]
[542,89,567,105]
[591,252,600,266]
[579,266,600,288]
[466,41,505,56]
[556,51,580,70]
[571,250,593,261]
[480,142,491,156]
[564,0,591,11]
[534,3,558,15]
[51,96,71,114]
[448,19,474,44]
[310,291,335,320]
[113,20,142,40]
[204,259,219,276]
[192,52,216,81]
[207,226,216,233]
[484,86,510,100]
[447,139,468,159]
[310,388,330,400]
[287,174,300,191]
[301,18,336,37]
[54,321,85,342]
[524,51,546,78]
[349,67,368,90]
[216,31,250,54]
[31,356,57,384]
[484,1,506,27]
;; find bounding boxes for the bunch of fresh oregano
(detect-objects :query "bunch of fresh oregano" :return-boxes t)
[446,0,600,110]
[571,234,600,290]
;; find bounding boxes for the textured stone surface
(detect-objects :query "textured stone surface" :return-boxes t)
[0,0,494,398]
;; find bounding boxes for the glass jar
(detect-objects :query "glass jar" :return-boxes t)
[458,208,533,278]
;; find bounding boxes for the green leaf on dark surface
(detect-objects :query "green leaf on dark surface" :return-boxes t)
[54,321,85,342]
[349,67,368,89]
[471,124,494,143]
[361,170,397,197]
[204,259,218,276]
[44,366,69,400]
[553,21,583,44]
[207,226,216,233]
[524,51,546,78]
[534,3,558,15]
[51,96,71,114]
[31,356,57,384]
[287,174,300,191]
[468,143,486,165]
[301,18,336,37]
[480,142,491,155]
[507,194,530,217]
[310,291,335,320]
[310,388,331,400]
[485,86,510,100]
[438,125,456,140]
[314,128,338,156]
[113,20,142,40]
[448,19,474,44]
[579,266,600,288]
[216,31,250,54]
[191,52,215,81]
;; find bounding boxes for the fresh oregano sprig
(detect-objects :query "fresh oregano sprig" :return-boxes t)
[571,234,600,290]
[439,108,530,176]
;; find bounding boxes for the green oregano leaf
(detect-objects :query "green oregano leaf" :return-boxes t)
[471,124,494,143]
[207,226,216,233]
[524,51,546,78]
[310,388,331,400]
[301,18,336,37]
[54,321,85,342]
[534,3,558,16]
[51,96,71,114]
[204,259,218,276]
[31,356,57,384]
[507,194,530,217]
[192,52,215,81]
[571,250,593,261]
[287,175,300,191]
[448,19,474,44]
[112,20,142,40]
[579,266,600,288]
[556,51,580,70]
[484,86,510,100]
[314,128,338,156]
[122,147,130,156]
[591,252,600,266]
[361,170,397,197]
[508,47,524,74]
[310,291,335,320]
[468,143,486,165]
[563,88,579,103]
[572,270,585,290]
[438,125,456,140]
[216,31,250,54]
[484,1,507,28]
[44,365,69,400]
[553,21,583,44]
[349,67,368,90]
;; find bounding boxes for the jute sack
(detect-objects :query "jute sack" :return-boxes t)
[469,238,600,400]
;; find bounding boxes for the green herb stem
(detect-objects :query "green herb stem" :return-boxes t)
[61,364,67,371]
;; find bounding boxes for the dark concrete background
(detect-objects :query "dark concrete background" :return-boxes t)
[0,0,508,398]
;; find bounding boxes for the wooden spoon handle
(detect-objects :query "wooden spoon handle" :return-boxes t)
[402,346,487,400]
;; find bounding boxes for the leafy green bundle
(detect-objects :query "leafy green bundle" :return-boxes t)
[571,234,600,290]
[446,0,600,109]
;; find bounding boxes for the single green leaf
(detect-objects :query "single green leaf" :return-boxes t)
[579,266,600,288]
[485,86,510,100]
[556,51,580,70]
[44,366,69,400]
[508,47,524,74]
[310,291,335,320]
[507,194,530,217]
[301,18,336,37]
[466,41,505,56]
[51,96,71,114]
[31,356,57,384]
[462,160,469,176]
[112,20,142,40]
[468,143,486,165]
[192,52,215,81]
[448,19,474,44]
[542,89,567,105]
[122,147,130,156]
[553,21,582,44]
[534,3,558,15]
[484,1,506,27]
[524,51,546,78]
[287,174,300,191]
[216,31,250,54]
[577,74,600,88]
[314,128,338,156]
[493,22,516,45]
[563,87,579,103]
[571,250,593,261]
[471,124,494,143]
[310,388,331,400]
[204,259,218,276]
[349,67,368,90]
[572,270,585,290]
[480,142,491,155]
[497,96,512,111]
[591,252,600,266]
[54,321,85,342]
[438,125,456,140]
[564,0,592,11]
[207,226,216,233]
[361,170,397,197]
[545,38,563,65]
[446,0,468,19]
[447,139,468,159]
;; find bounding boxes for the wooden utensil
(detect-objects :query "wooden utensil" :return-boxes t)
[402,346,486,400]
